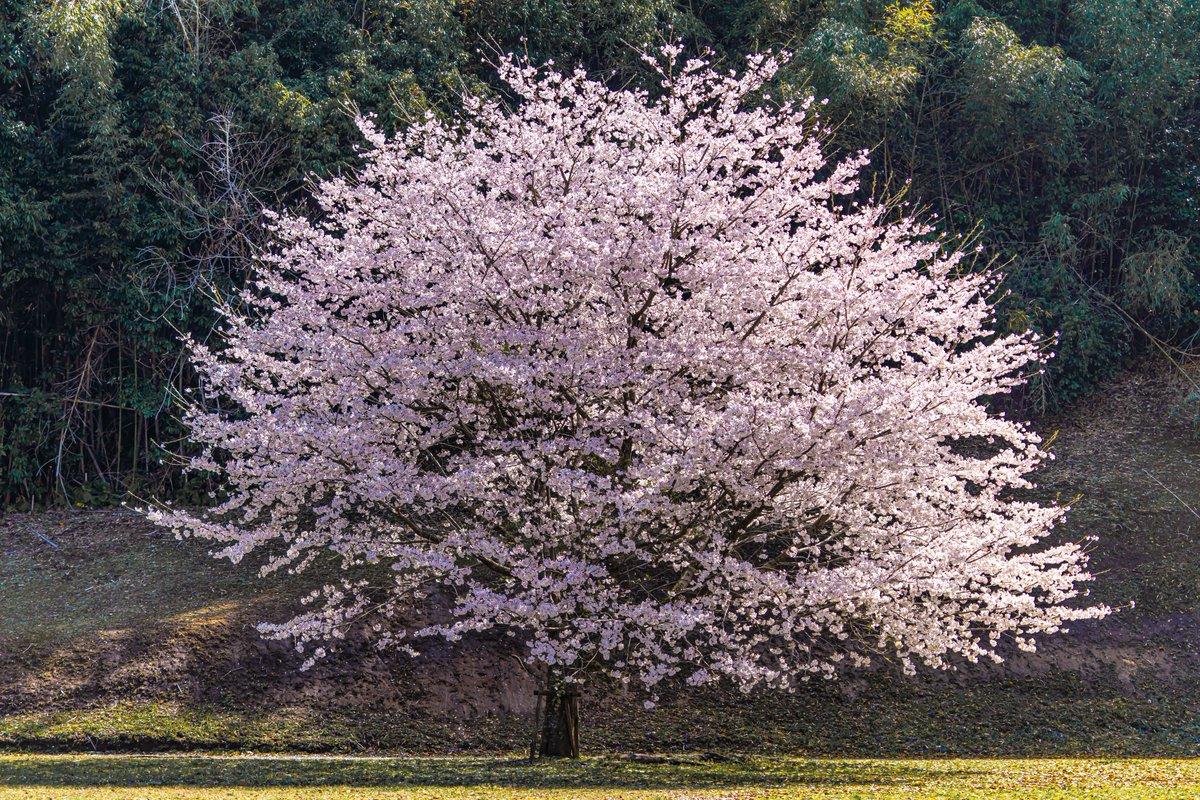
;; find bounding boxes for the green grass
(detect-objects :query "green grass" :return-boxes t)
[3,754,1200,798]
[5,680,1200,757]
[0,701,524,754]
[0,513,279,645]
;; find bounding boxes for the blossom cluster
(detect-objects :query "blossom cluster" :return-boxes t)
[150,47,1106,693]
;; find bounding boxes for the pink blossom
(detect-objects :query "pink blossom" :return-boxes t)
[149,49,1106,693]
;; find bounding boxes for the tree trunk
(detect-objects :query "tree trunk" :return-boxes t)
[534,677,580,758]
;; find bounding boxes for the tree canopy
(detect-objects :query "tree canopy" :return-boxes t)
[150,49,1104,709]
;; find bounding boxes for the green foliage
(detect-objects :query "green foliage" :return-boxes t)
[800,0,939,118]
[1,0,1198,502]
[1122,229,1193,322]
[24,0,129,97]
[955,16,1087,167]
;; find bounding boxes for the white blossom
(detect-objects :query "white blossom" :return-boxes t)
[149,48,1106,694]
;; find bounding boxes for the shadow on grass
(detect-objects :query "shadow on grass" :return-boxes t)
[0,754,981,791]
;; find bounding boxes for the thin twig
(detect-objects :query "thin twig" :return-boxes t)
[1143,468,1200,521]
[29,528,61,550]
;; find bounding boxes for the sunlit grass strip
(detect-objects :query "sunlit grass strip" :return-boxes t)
[3,754,1200,799]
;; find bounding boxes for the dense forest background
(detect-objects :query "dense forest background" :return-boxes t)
[0,0,1197,506]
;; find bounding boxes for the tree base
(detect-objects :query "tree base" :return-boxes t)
[532,686,579,758]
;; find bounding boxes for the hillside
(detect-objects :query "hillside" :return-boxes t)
[4,362,1200,756]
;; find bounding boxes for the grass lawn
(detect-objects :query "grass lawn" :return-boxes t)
[3,754,1200,799]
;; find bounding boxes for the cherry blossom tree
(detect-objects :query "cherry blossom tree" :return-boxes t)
[150,47,1106,757]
